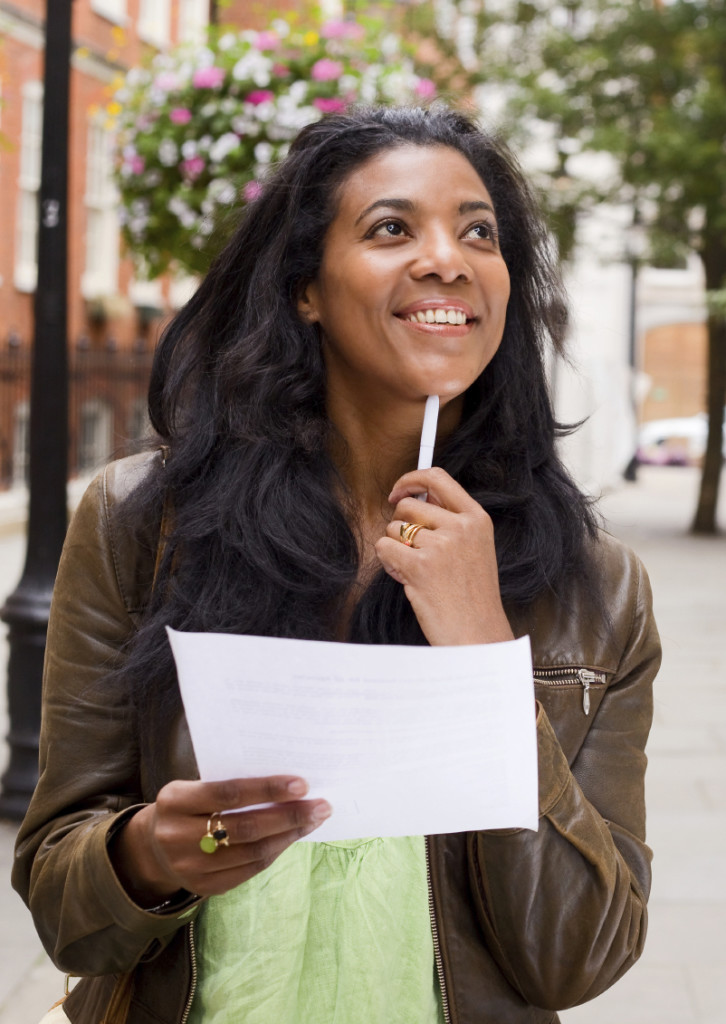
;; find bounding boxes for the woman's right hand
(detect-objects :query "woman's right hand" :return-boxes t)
[110,776,331,903]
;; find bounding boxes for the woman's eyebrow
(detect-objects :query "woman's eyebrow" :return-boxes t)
[354,197,496,226]
[354,197,414,226]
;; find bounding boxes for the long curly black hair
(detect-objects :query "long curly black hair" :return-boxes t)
[118,106,599,783]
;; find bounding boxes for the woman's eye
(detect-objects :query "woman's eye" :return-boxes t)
[465,222,497,242]
[370,220,405,238]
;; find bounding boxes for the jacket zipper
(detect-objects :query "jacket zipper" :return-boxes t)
[425,836,452,1024]
[533,667,606,715]
[180,920,198,1024]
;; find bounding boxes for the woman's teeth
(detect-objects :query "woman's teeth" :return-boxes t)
[405,309,468,325]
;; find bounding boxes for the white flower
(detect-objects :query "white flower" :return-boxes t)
[381,71,408,102]
[201,102,218,118]
[181,140,198,159]
[221,98,238,114]
[339,74,359,94]
[208,178,237,204]
[253,141,273,164]
[231,115,257,136]
[232,57,253,81]
[126,67,150,87]
[144,169,162,187]
[251,100,275,123]
[253,69,271,88]
[209,132,241,162]
[158,139,179,166]
[196,47,216,68]
[289,80,308,103]
[380,34,400,58]
[198,218,215,236]
[218,33,237,51]
[271,18,290,37]
[198,134,213,151]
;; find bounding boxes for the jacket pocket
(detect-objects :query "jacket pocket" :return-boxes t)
[533,666,608,716]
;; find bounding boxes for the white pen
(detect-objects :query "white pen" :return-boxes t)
[416,395,439,501]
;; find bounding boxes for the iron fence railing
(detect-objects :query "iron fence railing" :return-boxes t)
[0,337,154,490]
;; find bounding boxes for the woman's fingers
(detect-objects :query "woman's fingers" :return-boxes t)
[156,775,312,816]
[211,798,332,851]
[183,825,324,896]
[388,467,483,513]
[376,466,513,647]
[111,777,332,903]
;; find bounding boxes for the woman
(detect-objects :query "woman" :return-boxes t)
[14,106,660,1024]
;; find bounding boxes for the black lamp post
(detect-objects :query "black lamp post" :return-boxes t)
[0,0,74,820]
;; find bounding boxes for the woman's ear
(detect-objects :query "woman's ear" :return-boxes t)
[297,281,320,324]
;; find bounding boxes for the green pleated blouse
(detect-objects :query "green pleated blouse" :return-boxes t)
[188,835,445,1024]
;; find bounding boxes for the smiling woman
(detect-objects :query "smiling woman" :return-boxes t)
[14,107,660,1024]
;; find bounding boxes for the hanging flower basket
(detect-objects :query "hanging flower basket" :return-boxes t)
[113,18,436,278]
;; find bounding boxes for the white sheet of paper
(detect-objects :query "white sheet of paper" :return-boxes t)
[167,629,539,839]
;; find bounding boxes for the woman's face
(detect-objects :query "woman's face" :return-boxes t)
[299,144,511,412]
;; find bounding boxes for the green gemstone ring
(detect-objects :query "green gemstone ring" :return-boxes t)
[199,813,229,854]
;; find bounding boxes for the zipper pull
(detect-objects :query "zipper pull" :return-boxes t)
[578,669,600,714]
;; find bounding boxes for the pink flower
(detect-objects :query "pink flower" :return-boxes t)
[180,156,206,179]
[154,71,179,92]
[127,154,145,174]
[253,31,279,51]
[243,180,263,201]
[272,63,291,77]
[245,89,275,105]
[313,97,347,113]
[169,107,193,125]
[414,78,437,99]
[192,66,225,89]
[311,59,344,82]
[320,20,365,41]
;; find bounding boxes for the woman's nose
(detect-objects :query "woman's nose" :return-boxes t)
[410,230,472,283]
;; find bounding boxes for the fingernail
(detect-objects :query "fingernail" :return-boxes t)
[287,778,307,796]
[311,801,332,823]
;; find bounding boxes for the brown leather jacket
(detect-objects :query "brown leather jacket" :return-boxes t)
[13,451,660,1024]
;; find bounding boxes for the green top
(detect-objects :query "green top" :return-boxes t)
[188,835,445,1024]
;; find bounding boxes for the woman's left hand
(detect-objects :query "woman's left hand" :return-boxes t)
[375,467,514,647]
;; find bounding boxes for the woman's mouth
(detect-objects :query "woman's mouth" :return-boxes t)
[394,306,477,334]
[403,308,469,325]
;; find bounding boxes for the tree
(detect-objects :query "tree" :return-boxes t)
[445,0,726,533]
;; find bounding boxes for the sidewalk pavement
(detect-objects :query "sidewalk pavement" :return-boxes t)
[0,465,724,1023]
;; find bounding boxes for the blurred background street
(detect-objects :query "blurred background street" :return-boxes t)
[1,1,725,1021]
[1,463,724,1024]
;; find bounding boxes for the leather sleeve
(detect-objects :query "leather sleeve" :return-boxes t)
[468,548,660,1010]
[12,461,201,976]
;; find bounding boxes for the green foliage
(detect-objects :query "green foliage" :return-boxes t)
[448,0,726,270]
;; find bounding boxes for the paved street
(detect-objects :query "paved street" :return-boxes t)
[0,465,724,1023]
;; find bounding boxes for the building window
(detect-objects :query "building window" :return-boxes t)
[78,399,113,474]
[91,0,127,22]
[15,81,43,293]
[127,398,152,452]
[138,0,172,47]
[12,401,30,487]
[178,0,209,43]
[82,119,120,300]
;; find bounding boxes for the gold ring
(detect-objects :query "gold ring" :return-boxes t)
[199,812,230,854]
[399,522,425,547]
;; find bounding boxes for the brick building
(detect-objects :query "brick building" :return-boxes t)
[0,0,330,488]
[0,0,218,487]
